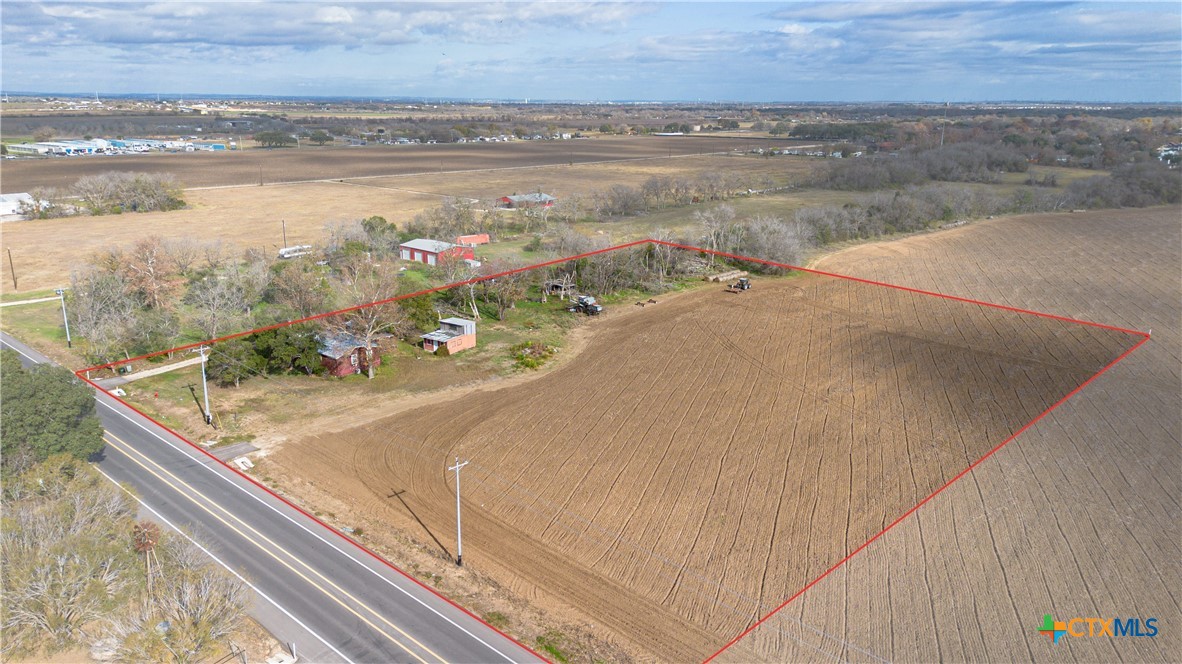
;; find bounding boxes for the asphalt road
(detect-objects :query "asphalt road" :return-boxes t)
[1,331,541,664]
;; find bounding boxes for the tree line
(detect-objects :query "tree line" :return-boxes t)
[0,350,247,662]
[23,171,185,219]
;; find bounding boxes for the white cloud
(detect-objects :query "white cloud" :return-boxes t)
[314,6,354,25]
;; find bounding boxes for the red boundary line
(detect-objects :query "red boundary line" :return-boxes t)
[78,239,1146,375]
[74,372,551,663]
[69,239,1153,661]
[702,336,1151,662]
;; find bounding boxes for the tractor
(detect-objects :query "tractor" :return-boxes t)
[567,294,604,316]
[725,277,751,294]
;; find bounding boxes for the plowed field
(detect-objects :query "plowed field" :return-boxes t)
[724,206,1180,663]
[274,253,1143,659]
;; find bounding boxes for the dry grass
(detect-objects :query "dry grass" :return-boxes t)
[0,150,817,295]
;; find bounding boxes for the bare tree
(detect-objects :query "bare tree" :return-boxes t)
[122,237,179,310]
[1,458,137,659]
[328,258,411,379]
[694,204,736,266]
[165,238,201,276]
[268,259,331,319]
[68,267,138,362]
[105,534,247,664]
[186,276,248,339]
[482,261,533,319]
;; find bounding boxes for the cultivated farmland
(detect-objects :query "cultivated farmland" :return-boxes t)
[0,134,787,193]
[272,244,1142,659]
[725,206,1180,662]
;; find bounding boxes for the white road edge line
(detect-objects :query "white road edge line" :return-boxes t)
[0,337,44,364]
[94,465,355,664]
[96,395,524,664]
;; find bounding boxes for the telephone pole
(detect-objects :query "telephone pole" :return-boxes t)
[199,347,213,422]
[448,457,469,566]
[54,288,71,347]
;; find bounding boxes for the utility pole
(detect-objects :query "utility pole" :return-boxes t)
[7,248,17,290]
[281,219,288,248]
[198,346,212,425]
[54,288,71,347]
[448,457,469,566]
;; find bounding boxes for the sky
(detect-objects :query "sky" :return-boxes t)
[2,1,1179,102]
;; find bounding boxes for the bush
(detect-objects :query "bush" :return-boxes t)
[511,341,555,370]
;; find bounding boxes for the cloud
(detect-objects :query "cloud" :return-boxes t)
[0,1,1177,101]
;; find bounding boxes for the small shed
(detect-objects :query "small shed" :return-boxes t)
[318,333,380,377]
[500,193,556,209]
[399,239,475,266]
[422,318,476,355]
[456,233,490,246]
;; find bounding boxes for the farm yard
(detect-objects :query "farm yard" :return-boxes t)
[268,235,1144,660]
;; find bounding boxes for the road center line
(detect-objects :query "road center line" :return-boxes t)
[93,465,355,664]
[95,396,522,663]
[103,433,440,664]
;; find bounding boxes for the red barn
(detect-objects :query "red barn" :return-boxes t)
[318,333,380,377]
[398,239,475,266]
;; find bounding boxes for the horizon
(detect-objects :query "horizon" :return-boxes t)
[3,91,1179,107]
[2,2,1179,104]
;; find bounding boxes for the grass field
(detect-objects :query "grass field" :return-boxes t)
[0,144,815,296]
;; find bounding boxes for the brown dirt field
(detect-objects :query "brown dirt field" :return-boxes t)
[724,206,1180,662]
[270,255,1140,660]
[0,135,770,193]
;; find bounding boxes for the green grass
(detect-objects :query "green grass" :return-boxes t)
[0,299,71,348]
[482,612,510,630]
[0,289,59,303]
[534,630,571,663]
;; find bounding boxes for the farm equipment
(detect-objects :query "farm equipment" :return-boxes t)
[567,295,604,316]
[725,277,751,293]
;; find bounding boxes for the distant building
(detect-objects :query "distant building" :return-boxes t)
[500,193,556,208]
[398,239,475,266]
[6,143,51,156]
[456,233,490,246]
[0,193,35,218]
[421,318,476,354]
[317,333,379,377]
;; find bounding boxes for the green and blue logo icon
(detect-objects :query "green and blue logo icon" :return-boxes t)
[1039,614,1158,644]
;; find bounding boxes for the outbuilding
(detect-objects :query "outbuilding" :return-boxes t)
[0,193,35,218]
[398,239,475,266]
[456,233,490,246]
[499,193,556,208]
[317,333,380,377]
[421,318,476,354]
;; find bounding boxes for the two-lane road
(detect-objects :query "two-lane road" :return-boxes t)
[1,331,540,664]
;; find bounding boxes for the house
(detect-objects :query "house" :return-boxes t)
[317,333,380,377]
[456,233,490,246]
[421,318,476,354]
[499,193,556,209]
[398,239,475,266]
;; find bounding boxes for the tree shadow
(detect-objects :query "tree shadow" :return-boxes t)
[388,489,452,561]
